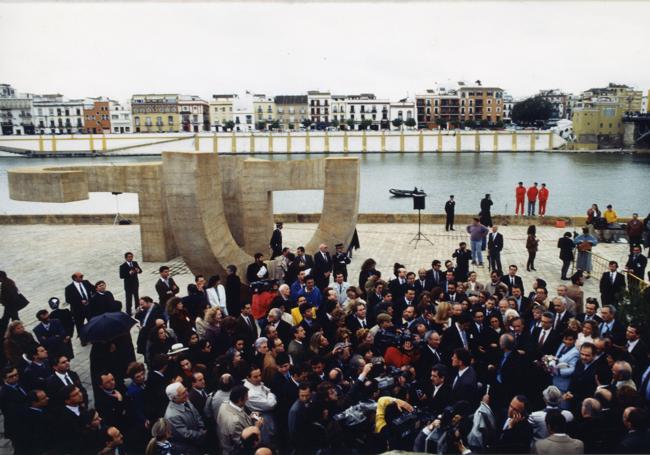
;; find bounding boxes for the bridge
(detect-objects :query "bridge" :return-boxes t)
[623,113,650,148]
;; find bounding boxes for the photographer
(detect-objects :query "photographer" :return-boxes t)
[413,401,473,454]
[374,396,414,451]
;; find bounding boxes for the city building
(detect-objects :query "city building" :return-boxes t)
[178,95,210,132]
[109,100,132,134]
[252,94,276,129]
[458,84,504,124]
[330,95,346,126]
[0,83,35,135]
[389,99,416,130]
[307,90,331,127]
[33,94,85,134]
[83,97,111,134]
[274,95,308,130]
[537,89,570,119]
[345,94,390,130]
[642,90,648,114]
[209,94,235,131]
[502,93,514,123]
[231,92,256,132]
[572,96,624,149]
[131,94,180,133]
[415,88,460,129]
[581,83,643,113]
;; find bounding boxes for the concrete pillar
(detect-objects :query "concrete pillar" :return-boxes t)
[194,134,200,151]
[249,133,255,153]
[89,134,95,151]
[493,131,499,151]
[38,135,44,152]
[231,132,237,153]
[305,131,311,153]
[362,130,367,153]
[324,131,330,153]
[101,135,107,151]
[456,132,461,152]
[475,131,480,152]
[287,132,292,153]
[51,135,57,152]
[437,133,442,152]
[343,131,349,153]
[380,131,386,152]
[418,130,424,152]
[400,130,405,152]
[530,132,536,151]
[623,122,636,148]
[213,133,218,153]
[268,133,273,153]
[512,132,517,152]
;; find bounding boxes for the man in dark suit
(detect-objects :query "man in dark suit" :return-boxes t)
[144,354,169,422]
[269,222,283,259]
[511,286,532,319]
[346,302,370,334]
[119,252,142,316]
[618,407,650,453]
[444,283,467,304]
[491,333,526,408]
[529,312,562,360]
[426,363,452,415]
[426,260,446,289]
[551,297,574,333]
[34,309,73,360]
[0,366,29,452]
[294,246,315,271]
[267,308,292,347]
[415,269,434,294]
[332,243,351,282]
[188,371,209,419]
[155,265,179,307]
[441,315,472,358]
[450,348,478,405]
[54,385,86,454]
[22,389,54,455]
[599,261,626,308]
[500,265,524,296]
[313,244,333,291]
[417,330,443,382]
[95,371,128,430]
[487,226,504,273]
[235,303,258,349]
[46,354,88,406]
[576,299,603,324]
[492,395,533,454]
[22,344,52,390]
[598,305,626,347]
[389,267,408,302]
[566,343,599,411]
[625,245,647,290]
[64,271,94,336]
[444,195,455,231]
[625,322,649,382]
[135,296,166,356]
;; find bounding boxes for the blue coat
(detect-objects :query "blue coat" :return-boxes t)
[552,345,579,392]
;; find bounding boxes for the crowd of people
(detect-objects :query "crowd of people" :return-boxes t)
[0,219,649,455]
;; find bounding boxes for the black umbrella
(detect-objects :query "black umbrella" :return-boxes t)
[79,312,137,344]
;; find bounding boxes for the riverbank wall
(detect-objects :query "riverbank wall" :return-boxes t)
[0,130,566,155]
[0,213,627,227]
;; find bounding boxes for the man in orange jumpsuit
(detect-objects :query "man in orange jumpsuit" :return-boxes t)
[527,182,539,216]
[538,183,549,216]
[515,181,526,215]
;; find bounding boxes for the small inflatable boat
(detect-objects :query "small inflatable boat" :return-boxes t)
[389,188,427,197]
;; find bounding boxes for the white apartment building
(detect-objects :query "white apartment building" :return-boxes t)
[33,94,85,134]
[0,84,35,135]
[345,94,390,130]
[502,93,514,122]
[231,92,255,131]
[110,100,132,134]
[389,100,416,130]
[330,95,346,125]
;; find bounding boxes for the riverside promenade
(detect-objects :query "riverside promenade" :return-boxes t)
[0,222,632,451]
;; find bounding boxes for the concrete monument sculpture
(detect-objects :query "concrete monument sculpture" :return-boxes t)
[8,152,360,281]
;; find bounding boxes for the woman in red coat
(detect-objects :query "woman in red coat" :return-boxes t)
[384,335,419,368]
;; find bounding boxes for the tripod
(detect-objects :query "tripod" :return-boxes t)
[112,192,125,225]
[409,208,433,248]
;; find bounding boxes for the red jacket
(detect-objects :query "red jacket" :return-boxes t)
[538,187,549,201]
[515,186,526,200]
[527,186,538,201]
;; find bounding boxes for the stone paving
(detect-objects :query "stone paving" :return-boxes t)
[0,222,632,452]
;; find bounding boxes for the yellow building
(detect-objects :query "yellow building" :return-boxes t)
[459,86,504,124]
[572,98,624,149]
[131,94,180,133]
[252,95,276,129]
[582,83,643,113]
[209,95,235,131]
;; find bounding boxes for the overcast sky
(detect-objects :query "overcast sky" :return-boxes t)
[1,1,649,103]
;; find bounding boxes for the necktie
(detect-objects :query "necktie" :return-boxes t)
[538,330,547,348]
[64,374,73,386]
[453,374,459,388]
[558,345,568,357]
[339,284,343,294]
[510,277,514,286]
[460,330,468,349]
[555,314,560,329]
[184,403,191,412]
[78,283,87,300]
[602,323,609,334]
[611,273,615,284]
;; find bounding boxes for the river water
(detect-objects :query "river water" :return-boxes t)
[1,152,649,216]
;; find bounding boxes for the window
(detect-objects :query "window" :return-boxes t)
[168,116,174,125]
[487,99,492,105]
[487,107,491,113]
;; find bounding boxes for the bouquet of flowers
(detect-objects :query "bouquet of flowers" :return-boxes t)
[541,355,569,374]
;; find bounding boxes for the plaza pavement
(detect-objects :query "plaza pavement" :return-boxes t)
[0,222,631,451]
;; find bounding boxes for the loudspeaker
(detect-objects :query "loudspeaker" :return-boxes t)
[413,194,426,210]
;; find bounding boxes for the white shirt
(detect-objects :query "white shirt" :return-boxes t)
[75,282,87,299]
[627,339,640,353]
[207,285,227,314]
[432,383,443,397]
[55,371,73,385]
[538,328,550,344]
[66,405,81,416]
[243,380,277,412]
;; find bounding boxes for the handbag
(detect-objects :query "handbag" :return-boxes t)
[16,293,29,310]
